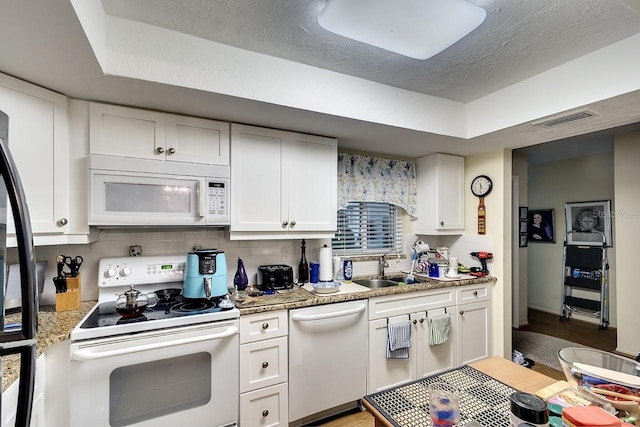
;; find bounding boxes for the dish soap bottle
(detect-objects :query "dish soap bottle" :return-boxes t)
[298,239,309,283]
[233,257,248,292]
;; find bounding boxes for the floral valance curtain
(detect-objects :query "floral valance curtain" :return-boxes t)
[337,153,418,218]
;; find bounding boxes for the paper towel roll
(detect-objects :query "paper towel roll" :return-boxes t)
[319,245,333,281]
[449,257,459,269]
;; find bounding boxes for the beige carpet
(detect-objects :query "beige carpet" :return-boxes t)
[513,330,588,371]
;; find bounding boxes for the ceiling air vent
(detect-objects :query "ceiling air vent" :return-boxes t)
[532,109,599,128]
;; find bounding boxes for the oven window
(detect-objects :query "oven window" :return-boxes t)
[109,352,211,426]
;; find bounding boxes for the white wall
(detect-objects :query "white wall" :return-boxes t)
[465,150,512,359]
[613,131,640,356]
[512,153,528,327]
[527,152,616,326]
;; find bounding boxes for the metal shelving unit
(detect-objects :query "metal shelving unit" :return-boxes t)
[560,230,609,330]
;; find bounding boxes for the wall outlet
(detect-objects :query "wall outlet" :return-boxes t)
[129,245,143,257]
[282,247,291,263]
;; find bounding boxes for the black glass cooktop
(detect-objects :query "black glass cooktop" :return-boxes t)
[80,295,232,329]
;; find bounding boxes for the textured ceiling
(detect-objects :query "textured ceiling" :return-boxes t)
[101,0,640,103]
[1,0,640,159]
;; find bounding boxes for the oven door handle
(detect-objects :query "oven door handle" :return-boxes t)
[71,326,238,361]
[291,304,366,322]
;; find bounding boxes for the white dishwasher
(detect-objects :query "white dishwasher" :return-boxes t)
[288,300,368,425]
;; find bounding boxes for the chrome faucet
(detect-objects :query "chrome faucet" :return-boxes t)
[378,254,390,279]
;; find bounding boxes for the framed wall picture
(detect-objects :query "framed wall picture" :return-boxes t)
[519,206,528,220]
[528,209,555,243]
[518,206,528,247]
[564,200,612,246]
[519,233,528,247]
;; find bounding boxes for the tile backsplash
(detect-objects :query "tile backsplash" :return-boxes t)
[6,229,414,307]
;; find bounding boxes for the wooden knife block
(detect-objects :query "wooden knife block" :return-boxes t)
[55,275,81,312]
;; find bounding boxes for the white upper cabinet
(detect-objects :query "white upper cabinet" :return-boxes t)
[165,114,229,165]
[89,102,229,165]
[414,153,465,235]
[0,73,71,240]
[230,124,337,239]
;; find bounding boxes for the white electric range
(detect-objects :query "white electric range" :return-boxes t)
[69,255,239,427]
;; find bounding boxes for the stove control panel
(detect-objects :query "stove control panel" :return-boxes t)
[98,255,187,287]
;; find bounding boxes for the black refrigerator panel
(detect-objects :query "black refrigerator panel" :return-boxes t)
[0,108,38,427]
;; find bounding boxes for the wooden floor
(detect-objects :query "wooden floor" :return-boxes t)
[314,308,618,427]
[517,308,618,381]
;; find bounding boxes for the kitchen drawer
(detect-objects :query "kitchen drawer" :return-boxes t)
[240,310,288,344]
[456,283,490,304]
[369,288,455,320]
[240,336,288,393]
[240,382,288,427]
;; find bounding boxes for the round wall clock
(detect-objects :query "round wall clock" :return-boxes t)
[471,175,493,197]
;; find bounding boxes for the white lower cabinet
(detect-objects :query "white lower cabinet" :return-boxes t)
[456,283,492,365]
[2,353,46,427]
[239,310,288,427]
[367,288,457,393]
[239,383,288,427]
[368,283,491,393]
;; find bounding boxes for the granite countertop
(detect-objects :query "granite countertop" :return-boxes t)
[2,301,95,392]
[1,275,494,391]
[236,275,495,315]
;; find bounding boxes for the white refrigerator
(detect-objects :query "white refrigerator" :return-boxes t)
[0,108,38,426]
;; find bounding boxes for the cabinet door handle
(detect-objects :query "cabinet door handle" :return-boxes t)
[167,147,176,154]
[419,318,424,323]
[262,361,269,369]
[58,218,68,226]
[459,310,464,315]
[282,220,288,227]
[262,322,269,329]
[440,221,444,226]
[290,220,296,227]
[473,291,478,296]
[262,410,269,417]
[156,147,164,154]
[412,319,417,324]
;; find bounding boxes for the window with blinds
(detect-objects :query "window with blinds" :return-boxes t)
[332,202,402,253]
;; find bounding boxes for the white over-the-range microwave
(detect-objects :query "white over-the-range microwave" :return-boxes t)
[88,154,230,227]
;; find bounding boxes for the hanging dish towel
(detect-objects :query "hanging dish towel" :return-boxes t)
[428,314,452,346]
[387,322,412,359]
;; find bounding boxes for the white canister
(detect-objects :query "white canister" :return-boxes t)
[318,245,333,281]
[438,265,448,277]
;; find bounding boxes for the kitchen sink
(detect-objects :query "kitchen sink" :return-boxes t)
[353,279,398,289]
[387,276,425,283]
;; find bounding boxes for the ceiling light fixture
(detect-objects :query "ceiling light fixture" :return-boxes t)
[318,0,486,60]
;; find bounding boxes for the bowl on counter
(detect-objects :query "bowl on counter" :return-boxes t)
[311,281,341,294]
[558,347,640,405]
